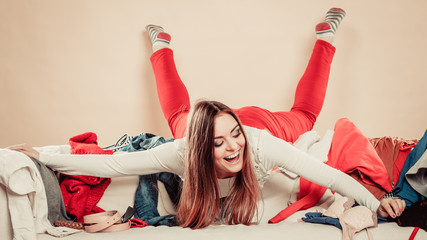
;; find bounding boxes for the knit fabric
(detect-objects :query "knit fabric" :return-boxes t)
[60,132,113,222]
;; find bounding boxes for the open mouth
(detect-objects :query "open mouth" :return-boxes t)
[224,151,240,164]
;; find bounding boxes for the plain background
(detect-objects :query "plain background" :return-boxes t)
[1,0,426,147]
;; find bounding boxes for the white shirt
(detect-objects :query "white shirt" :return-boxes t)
[39,126,380,212]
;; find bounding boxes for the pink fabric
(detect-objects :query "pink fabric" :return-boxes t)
[150,40,336,142]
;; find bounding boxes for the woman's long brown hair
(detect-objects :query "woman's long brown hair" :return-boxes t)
[177,100,259,229]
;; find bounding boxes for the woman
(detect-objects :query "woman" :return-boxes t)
[9,8,405,229]
[10,100,405,229]
[136,8,346,225]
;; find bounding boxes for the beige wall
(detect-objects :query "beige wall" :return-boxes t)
[1,0,426,147]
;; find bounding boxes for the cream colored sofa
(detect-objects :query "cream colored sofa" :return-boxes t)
[2,171,426,240]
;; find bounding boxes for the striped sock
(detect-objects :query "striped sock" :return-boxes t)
[316,8,346,39]
[146,24,171,51]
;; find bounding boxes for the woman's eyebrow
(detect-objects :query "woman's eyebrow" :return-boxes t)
[214,124,239,139]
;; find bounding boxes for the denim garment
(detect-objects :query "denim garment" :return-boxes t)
[118,133,181,226]
[302,211,388,229]
[392,129,427,207]
[301,212,342,229]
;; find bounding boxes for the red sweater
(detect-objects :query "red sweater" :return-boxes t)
[60,132,113,222]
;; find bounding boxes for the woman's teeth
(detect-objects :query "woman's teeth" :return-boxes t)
[224,152,239,161]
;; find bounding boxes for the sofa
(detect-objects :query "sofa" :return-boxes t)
[1,158,426,240]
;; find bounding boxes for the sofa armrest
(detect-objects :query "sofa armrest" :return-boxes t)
[0,184,13,240]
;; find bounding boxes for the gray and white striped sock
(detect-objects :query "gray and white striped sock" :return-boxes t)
[316,8,346,39]
[146,24,171,51]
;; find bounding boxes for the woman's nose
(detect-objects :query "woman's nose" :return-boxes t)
[226,139,238,150]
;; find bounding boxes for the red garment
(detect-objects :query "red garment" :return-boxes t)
[348,172,386,200]
[269,118,392,223]
[409,227,420,240]
[369,137,418,186]
[353,137,417,200]
[150,40,336,142]
[60,132,113,222]
[394,147,414,185]
[268,176,328,223]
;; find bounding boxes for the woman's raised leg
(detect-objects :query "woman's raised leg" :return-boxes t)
[236,8,345,143]
[147,25,190,139]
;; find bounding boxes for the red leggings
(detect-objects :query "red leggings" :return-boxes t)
[150,40,336,142]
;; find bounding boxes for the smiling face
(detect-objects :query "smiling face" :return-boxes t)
[213,112,246,179]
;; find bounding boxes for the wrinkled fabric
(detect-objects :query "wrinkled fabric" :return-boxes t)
[0,149,81,240]
[117,133,181,226]
[61,132,112,222]
[369,137,418,186]
[302,212,342,229]
[29,157,72,224]
[322,197,355,218]
[133,174,178,226]
[269,118,391,223]
[405,150,427,198]
[302,197,377,240]
[339,206,377,240]
[327,119,392,193]
[392,130,427,207]
[347,172,386,200]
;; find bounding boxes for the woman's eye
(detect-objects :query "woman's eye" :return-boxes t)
[233,128,241,138]
[214,140,223,147]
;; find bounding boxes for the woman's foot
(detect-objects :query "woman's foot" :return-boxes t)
[146,24,171,52]
[316,8,346,43]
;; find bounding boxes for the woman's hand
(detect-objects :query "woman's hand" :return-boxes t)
[8,143,40,160]
[377,197,406,218]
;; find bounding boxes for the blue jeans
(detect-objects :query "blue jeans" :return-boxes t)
[118,133,181,226]
[134,173,180,226]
